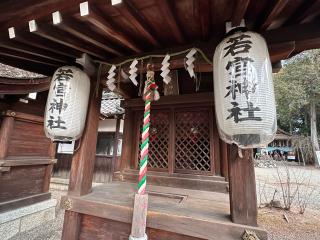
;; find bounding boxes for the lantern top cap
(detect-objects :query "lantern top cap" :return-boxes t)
[225,26,248,37]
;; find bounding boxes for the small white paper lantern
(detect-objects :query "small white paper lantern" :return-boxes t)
[44,66,90,142]
[213,30,276,148]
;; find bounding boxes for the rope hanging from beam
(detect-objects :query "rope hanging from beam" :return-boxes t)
[95,47,213,67]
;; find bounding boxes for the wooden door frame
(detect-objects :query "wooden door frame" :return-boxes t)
[127,93,219,176]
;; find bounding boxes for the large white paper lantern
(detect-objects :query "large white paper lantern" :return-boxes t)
[214,30,277,148]
[44,66,90,141]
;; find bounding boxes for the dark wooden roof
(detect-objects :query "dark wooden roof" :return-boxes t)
[0,0,319,76]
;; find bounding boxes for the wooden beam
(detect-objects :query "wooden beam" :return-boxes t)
[259,0,289,30]
[156,0,185,44]
[231,0,250,26]
[2,110,44,123]
[262,21,320,44]
[0,38,71,64]
[12,31,80,59]
[0,76,50,85]
[115,1,161,47]
[0,0,93,31]
[31,23,107,59]
[54,17,123,56]
[0,46,61,67]
[228,145,257,226]
[0,158,56,167]
[82,8,141,53]
[285,0,320,25]
[269,41,295,63]
[197,0,211,40]
[0,79,51,94]
[294,37,320,55]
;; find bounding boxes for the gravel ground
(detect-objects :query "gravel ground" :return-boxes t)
[256,164,320,240]
[258,208,320,240]
[256,163,320,210]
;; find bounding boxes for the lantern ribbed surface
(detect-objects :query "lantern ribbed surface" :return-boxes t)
[213,30,277,148]
[44,66,90,142]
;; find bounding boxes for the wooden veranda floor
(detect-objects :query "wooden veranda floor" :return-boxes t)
[61,182,268,240]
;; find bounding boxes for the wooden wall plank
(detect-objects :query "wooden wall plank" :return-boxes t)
[120,108,134,170]
[0,165,46,202]
[0,116,14,159]
[7,120,51,157]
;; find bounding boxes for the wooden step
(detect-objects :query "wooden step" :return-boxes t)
[61,183,267,240]
[113,170,229,193]
[124,169,226,181]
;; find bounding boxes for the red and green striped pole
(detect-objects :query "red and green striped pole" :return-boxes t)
[138,67,155,195]
[130,65,157,240]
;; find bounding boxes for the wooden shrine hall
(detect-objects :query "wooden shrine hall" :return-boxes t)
[0,0,319,239]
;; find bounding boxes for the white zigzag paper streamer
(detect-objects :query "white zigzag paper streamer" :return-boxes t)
[186,48,197,78]
[160,54,171,84]
[129,59,138,86]
[107,65,116,91]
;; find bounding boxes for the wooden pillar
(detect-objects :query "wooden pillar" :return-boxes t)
[211,107,220,175]
[42,142,56,192]
[228,144,257,226]
[68,84,101,196]
[61,211,81,240]
[110,117,121,180]
[61,79,101,240]
[0,116,14,159]
[120,107,134,170]
[220,140,228,179]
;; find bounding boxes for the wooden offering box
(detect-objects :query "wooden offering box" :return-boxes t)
[0,110,56,212]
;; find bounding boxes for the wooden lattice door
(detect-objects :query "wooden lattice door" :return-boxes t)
[137,111,170,170]
[174,109,212,173]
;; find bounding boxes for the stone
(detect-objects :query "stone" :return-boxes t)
[0,199,57,225]
[0,219,20,240]
[20,207,55,232]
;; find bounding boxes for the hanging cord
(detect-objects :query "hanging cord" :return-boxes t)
[238,147,243,158]
[73,137,82,153]
[138,59,144,96]
[94,47,212,67]
[95,63,102,97]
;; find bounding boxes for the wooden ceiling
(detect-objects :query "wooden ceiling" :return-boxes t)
[0,0,319,76]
